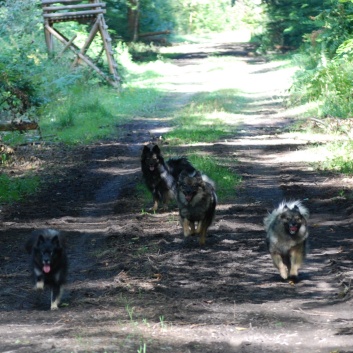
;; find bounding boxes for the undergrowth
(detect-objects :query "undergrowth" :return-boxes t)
[318,140,353,174]
[0,174,40,203]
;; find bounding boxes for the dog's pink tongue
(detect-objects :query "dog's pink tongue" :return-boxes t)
[149,166,155,171]
[290,226,297,233]
[43,265,51,273]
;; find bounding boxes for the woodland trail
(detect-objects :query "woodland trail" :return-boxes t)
[1,40,353,353]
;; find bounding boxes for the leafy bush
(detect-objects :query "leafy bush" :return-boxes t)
[319,140,353,174]
[0,0,44,120]
[0,174,40,203]
[288,0,353,118]
[258,0,323,51]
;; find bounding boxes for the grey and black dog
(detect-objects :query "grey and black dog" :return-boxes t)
[25,229,68,310]
[176,170,217,246]
[264,200,309,281]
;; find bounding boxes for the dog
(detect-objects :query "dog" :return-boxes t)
[141,143,196,211]
[176,169,217,245]
[25,229,68,310]
[264,200,309,281]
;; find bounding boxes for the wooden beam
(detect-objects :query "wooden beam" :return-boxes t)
[72,15,100,67]
[44,24,120,88]
[0,120,39,132]
[139,30,171,38]
[42,0,88,4]
[43,9,105,19]
[43,3,106,12]
[57,33,77,58]
[97,15,119,81]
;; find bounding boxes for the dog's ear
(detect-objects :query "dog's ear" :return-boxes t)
[26,230,42,253]
[35,234,46,247]
[142,145,150,154]
[51,234,61,248]
[152,144,160,154]
[280,206,289,219]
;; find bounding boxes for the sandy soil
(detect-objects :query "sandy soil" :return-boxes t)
[1,41,353,353]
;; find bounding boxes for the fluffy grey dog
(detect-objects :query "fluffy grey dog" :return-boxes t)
[264,200,309,281]
[176,170,217,246]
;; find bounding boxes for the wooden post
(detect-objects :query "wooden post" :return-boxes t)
[41,0,120,88]
[44,24,119,88]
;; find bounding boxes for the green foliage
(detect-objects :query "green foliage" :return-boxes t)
[0,0,109,124]
[105,0,260,39]
[259,0,323,51]
[40,84,161,144]
[319,141,353,174]
[0,174,40,203]
[0,0,45,120]
[288,0,353,118]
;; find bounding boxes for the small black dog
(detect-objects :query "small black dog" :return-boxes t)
[176,170,217,245]
[25,229,68,310]
[141,143,195,211]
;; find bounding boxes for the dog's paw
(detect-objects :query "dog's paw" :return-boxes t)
[35,281,44,290]
[50,303,59,310]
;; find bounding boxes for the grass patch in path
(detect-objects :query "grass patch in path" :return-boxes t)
[164,89,244,145]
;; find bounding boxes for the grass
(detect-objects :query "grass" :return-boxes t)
[318,140,353,174]
[0,174,40,203]
[164,90,243,145]
[39,85,162,144]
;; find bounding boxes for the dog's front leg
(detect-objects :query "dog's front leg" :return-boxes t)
[289,244,304,278]
[34,268,44,290]
[51,285,63,310]
[271,253,288,280]
[182,218,193,237]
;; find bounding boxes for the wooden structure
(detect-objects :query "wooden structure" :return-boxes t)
[41,0,120,88]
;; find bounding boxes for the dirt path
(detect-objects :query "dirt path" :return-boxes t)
[1,41,353,353]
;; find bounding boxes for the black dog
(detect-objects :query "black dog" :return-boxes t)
[141,143,196,211]
[25,229,68,310]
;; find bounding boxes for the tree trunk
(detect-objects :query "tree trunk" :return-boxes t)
[127,0,139,41]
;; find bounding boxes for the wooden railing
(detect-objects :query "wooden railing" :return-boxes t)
[41,0,120,88]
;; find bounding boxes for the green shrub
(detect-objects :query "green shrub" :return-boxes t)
[0,174,40,203]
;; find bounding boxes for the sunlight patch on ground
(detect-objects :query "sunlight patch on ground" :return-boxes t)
[154,54,296,115]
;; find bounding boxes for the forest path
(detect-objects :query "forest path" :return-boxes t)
[0,40,353,353]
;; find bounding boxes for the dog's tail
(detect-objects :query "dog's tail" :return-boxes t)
[264,200,309,232]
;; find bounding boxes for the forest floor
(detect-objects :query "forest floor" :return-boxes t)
[1,40,353,353]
